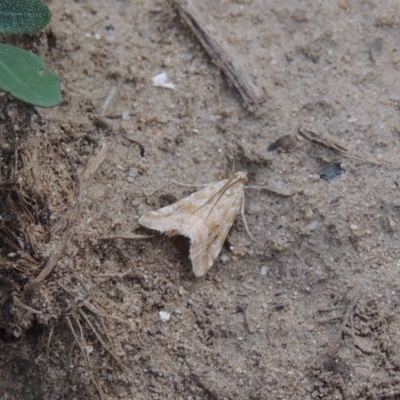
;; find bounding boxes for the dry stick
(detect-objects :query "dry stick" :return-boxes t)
[22,144,80,294]
[13,295,42,314]
[79,142,108,183]
[298,128,379,165]
[76,316,107,400]
[60,283,132,325]
[99,316,115,359]
[79,308,126,370]
[46,325,54,363]
[23,143,108,294]
[101,234,153,240]
[173,0,265,112]
[85,302,132,325]
[75,316,107,400]
[331,291,361,355]
[100,79,122,117]
[66,316,106,400]
[298,128,348,155]
[246,184,296,198]
[23,208,79,294]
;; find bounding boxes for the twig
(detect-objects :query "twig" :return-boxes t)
[298,128,349,154]
[298,127,380,165]
[100,80,122,116]
[0,274,20,290]
[46,325,54,363]
[23,143,108,294]
[101,234,153,240]
[22,145,80,294]
[23,205,79,294]
[13,295,42,314]
[173,0,264,112]
[246,184,296,197]
[79,309,125,370]
[78,142,108,184]
[331,291,361,355]
[66,316,105,400]
[99,316,115,359]
[60,283,132,325]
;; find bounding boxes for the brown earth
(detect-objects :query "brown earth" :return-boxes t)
[1,0,400,399]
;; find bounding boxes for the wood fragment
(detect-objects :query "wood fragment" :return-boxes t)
[100,79,122,116]
[246,184,296,198]
[331,291,361,354]
[78,142,108,183]
[101,234,153,240]
[60,283,132,324]
[79,309,126,370]
[245,303,256,333]
[23,144,108,294]
[298,127,379,165]
[67,316,106,400]
[0,274,20,290]
[298,128,348,154]
[23,204,79,294]
[173,0,264,112]
[13,295,42,314]
[46,325,54,363]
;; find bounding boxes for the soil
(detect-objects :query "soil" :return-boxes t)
[1,0,400,399]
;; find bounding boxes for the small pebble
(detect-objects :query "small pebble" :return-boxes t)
[220,254,229,263]
[320,163,343,181]
[267,135,296,152]
[129,167,138,178]
[159,311,170,322]
[307,220,319,231]
[260,266,268,276]
[148,327,158,335]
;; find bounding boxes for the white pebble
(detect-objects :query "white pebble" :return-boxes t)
[159,311,170,322]
[260,266,268,276]
[152,71,175,89]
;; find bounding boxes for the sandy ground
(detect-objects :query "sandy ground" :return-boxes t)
[1,0,400,399]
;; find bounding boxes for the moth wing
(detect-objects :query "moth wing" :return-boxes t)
[191,187,244,277]
[172,180,231,216]
[138,178,231,235]
[140,211,210,275]
[138,172,247,277]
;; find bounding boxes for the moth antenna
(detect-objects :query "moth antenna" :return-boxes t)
[245,185,295,198]
[167,179,207,188]
[240,192,261,243]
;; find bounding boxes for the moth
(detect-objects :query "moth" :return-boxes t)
[139,171,248,277]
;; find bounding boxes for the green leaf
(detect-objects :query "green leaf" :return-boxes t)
[0,44,62,107]
[0,0,51,34]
